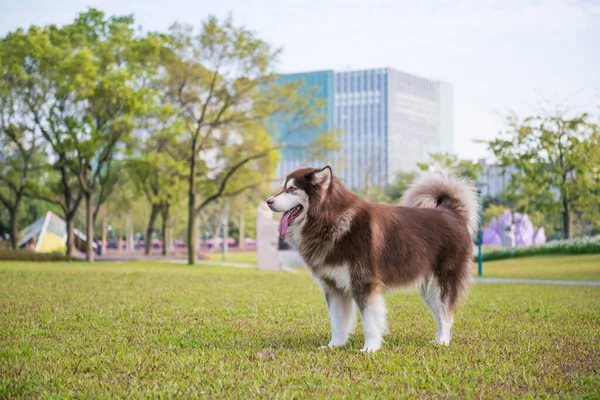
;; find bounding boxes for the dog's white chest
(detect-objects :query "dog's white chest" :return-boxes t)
[313,266,352,294]
[285,222,304,249]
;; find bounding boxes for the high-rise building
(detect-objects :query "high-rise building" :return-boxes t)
[271,68,454,189]
[272,70,335,184]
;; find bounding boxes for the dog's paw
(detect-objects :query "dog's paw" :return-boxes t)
[359,345,381,353]
[430,339,450,347]
[318,340,346,350]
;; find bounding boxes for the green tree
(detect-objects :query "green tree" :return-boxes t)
[482,112,600,239]
[417,152,483,181]
[7,10,163,260]
[162,17,337,264]
[0,52,45,248]
[357,171,419,204]
[127,103,187,256]
[0,24,85,255]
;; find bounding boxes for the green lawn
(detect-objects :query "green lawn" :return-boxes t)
[209,252,600,282]
[479,254,600,281]
[1,260,599,398]
[207,251,257,264]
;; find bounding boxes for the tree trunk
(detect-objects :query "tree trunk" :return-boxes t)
[8,199,20,250]
[126,216,134,252]
[222,202,229,261]
[85,193,95,262]
[115,230,121,252]
[187,151,197,265]
[144,205,160,256]
[188,206,197,264]
[161,206,169,256]
[101,218,108,256]
[239,207,245,249]
[65,214,75,256]
[562,196,571,239]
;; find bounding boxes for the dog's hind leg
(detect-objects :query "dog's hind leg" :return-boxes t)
[419,275,453,346]
[319,284,356,349]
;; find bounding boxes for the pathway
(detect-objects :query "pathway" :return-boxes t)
[472,277,600,286]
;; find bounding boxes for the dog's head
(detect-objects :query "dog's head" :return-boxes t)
[266,166,332,238]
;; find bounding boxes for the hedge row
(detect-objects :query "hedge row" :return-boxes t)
[0,249,77,262]
[476,236,600,262]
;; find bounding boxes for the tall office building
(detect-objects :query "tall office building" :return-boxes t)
[272,70,335,183]
[272,68,454,189]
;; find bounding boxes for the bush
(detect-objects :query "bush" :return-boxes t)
[476,236,600,262]
[0,249,77,262]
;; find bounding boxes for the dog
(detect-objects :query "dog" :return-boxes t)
[266,166,479,352]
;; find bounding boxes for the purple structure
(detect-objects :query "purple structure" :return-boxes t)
[482,210,547,247]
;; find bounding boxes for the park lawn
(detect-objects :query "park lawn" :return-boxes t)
[207,251,600,282]
[1,261,599,399]
[207,251,256,265]
[479,254,600,281]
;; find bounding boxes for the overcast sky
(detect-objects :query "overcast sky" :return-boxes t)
[1,0,599,161]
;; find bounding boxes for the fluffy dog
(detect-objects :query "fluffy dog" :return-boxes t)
[267,166,478,352]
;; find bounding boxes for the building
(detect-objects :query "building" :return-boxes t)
[272,70,335,183]
[271,68,454,189]
[477,159,518,198]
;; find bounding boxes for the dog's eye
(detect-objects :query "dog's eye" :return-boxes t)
[288,187,297,193]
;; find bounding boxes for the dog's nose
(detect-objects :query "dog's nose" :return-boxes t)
[267,198,274,206]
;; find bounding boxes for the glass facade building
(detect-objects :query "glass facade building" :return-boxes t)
[272,68,454,189]
[271,70,334,184]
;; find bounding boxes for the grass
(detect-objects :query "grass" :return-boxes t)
[207,251,600,282]
[478,254,600,281]
[1,260,599,399]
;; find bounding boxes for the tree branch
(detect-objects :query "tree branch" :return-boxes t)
[24,191,66,211]
[194,150,271,215]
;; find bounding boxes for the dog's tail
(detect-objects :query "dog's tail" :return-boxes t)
[400,172,480,238]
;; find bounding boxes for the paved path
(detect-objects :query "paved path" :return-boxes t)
[473,277,600,286]
[169,259,253,268]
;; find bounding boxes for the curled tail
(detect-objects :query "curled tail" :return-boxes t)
[400,172,480,238]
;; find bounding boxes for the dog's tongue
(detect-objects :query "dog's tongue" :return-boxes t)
[279,209,293,239]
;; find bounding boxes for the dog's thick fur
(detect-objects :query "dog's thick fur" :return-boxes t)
[267,166,479,352]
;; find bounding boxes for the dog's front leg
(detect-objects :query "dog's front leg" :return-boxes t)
[357,290,387,353]
[319,285,356,349]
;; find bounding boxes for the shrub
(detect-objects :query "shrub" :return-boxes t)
[0,249,77,262]
[476,236,600,262]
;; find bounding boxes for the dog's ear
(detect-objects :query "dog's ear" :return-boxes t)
[312,165,332,189]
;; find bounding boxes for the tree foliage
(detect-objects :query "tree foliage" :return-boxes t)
[482,112,600,239]
[417,152,483,181]
[160,16,338,264]
[0,9,164,259]
[359,171,419,204]
[0,69,45,248]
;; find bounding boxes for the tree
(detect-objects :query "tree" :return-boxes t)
[482,112,600,239]
[0,50,45,248]
[162,17,337,264]
[0,24,83,255]
[6,10,163,260]
[417,152,483,181]
[0,130,42,250]
[357,171,419,204]
[127,103,187,256]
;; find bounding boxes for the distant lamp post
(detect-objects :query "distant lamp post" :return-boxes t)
[474,181,486,276]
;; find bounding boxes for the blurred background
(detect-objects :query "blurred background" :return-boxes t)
[1,0,599,264]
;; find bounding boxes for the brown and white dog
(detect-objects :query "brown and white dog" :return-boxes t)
[266,166,479,352]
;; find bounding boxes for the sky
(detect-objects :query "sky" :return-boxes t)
[1,0,599,161]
